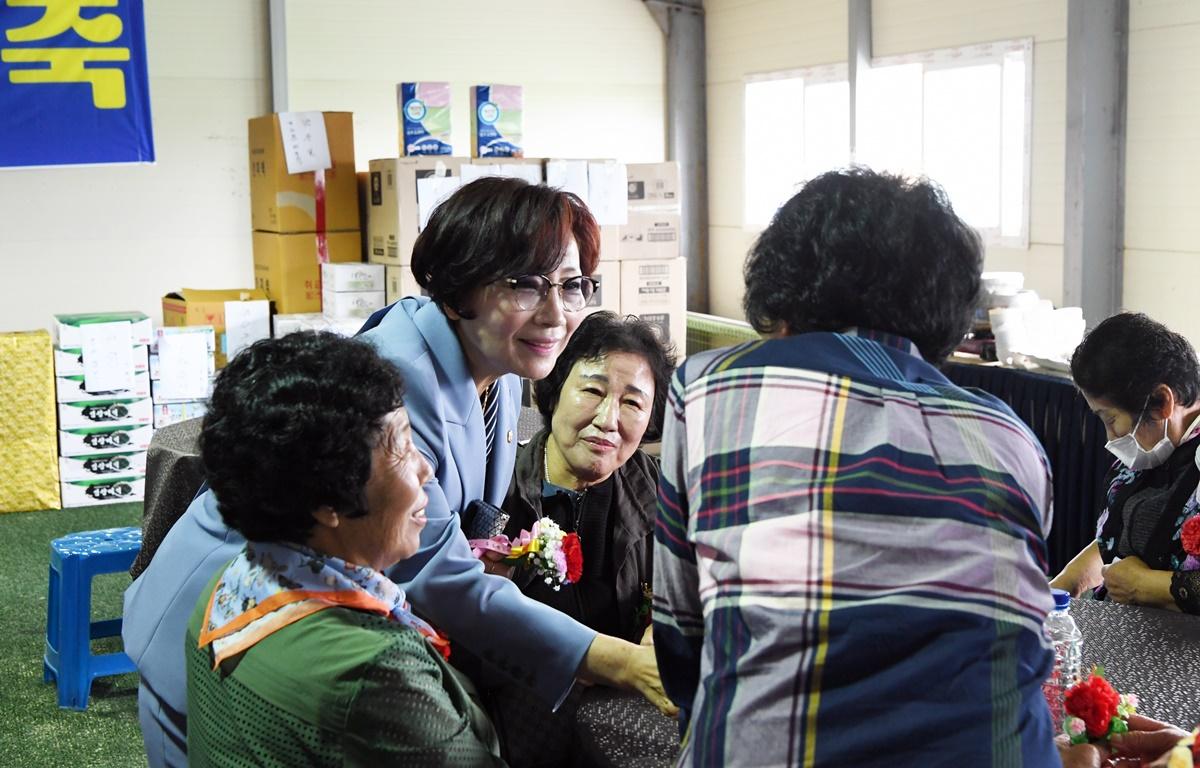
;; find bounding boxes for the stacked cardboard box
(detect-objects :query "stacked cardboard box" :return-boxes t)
[0,330,60,513]
[273,313,364,338]
[322,263,385,321]
[150,326,216,429]
[52,313,154,508]
[367,156,464,270]
[619,162,686,347]
[162,289,270,369]
[249,112,362,314]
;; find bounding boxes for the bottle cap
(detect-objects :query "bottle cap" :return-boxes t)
[1051,588,1071,610]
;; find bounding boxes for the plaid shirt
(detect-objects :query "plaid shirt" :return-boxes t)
[653,329,1058,767]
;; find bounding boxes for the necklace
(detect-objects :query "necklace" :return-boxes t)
[543,447,586,536]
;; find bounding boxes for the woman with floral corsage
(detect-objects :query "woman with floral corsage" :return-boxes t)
[186,332,505,766]
[1052,313,1200,614]
[476,312,677,768]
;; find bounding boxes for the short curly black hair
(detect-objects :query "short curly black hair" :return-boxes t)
[743,167,982,364]
[199,331,406,543]
[1070,312,1200,417]
[533,311,677,442]
[410,176,601,317]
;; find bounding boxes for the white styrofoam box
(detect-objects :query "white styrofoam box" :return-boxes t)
[54,312,153,348]
[152,377,214,405]
[54,345,149,377]
[322,262,385,292]
[59,451,148,481]
[619,257,687,349]
[61,476,146,507]
[150,325,217,353]
[56,370,151,403]
[321,289,386,320]
[58,424,154,457]
[154,400,208,429]
[57,397,153,430]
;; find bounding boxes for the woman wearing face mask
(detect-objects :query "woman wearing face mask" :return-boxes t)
[1050,312,1200,614]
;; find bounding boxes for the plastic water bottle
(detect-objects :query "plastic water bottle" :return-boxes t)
[1042,588,1083,731]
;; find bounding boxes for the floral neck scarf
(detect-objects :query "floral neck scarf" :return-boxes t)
[198,540,448,667]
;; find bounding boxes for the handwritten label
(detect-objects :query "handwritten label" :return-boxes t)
[157,333,211,401]
[417,175,463,230]
[224,301,271,362]
[80,321,133,393]
[588,162,629,226]
[278,111,332,174]
[547,160,590,203]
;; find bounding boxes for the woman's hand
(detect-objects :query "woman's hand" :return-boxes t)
[1055,736,1104,768]
[1108,714,1191,764]
[1101,557,1176,609]
[640,624,654,646]
[1051,541,1104,597]
[480,550,514,579]
[578,634,678,717]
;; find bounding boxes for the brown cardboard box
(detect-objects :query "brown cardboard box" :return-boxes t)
[367,157,464,266]
[599,224,621,262]
[582,260,620,317]
[618,209,681,261]
[252,231,362,315]
[626,161,680,209]
[619,257,687,350]
[249,112,359,233]
[0,330,60,512]
[162,288,269,369]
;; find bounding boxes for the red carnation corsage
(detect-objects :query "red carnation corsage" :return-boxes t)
[1181,514,1200,571]
[1062,667,1139,744]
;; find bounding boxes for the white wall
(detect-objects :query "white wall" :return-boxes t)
[705,0,848,319]
[0,0,665,334]
[1123,0,1200,344]
[286,0,666,169]
[0,1,271,334]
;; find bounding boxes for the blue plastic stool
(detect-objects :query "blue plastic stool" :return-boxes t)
[44,526,142,710]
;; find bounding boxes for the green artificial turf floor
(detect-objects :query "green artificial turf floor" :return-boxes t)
[0,502,146,767]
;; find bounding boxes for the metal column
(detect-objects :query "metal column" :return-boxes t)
[268,0,288,112]
[1063,0,1128,326]
[646,0,709,313]
[847,0,872,162]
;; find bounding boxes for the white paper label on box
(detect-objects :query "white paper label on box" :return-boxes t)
[460,164,501,184]
[417,176,463,231]
[80,321,134,393]
[588,162,629,226]
[224,301,271,362]
[501,164,542,185]
[278,111,332,174]
[157,333,212,401]
[547,160,589,202]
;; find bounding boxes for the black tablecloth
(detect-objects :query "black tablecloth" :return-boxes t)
[1072,597,1200,728]
[129,417,204,579]
[944,362,1111,575]
[575,602,1200,767]
[574,687,679,768]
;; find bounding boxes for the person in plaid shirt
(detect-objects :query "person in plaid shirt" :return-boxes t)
[653,168,1059,766]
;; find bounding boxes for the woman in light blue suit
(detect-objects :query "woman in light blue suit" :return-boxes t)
[124,178,671,768]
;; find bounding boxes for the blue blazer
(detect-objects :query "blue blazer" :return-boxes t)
[123,297,595,768]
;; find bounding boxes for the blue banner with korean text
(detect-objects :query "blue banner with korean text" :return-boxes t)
[1,0,154,167]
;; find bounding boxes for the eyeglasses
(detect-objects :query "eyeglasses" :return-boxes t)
[501,274,600,313]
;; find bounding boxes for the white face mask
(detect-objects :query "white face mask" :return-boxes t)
[1105,399,1174,471]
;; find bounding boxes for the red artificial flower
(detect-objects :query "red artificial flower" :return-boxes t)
[562,533,583,584]
[1182,515,1200,556]
[1065,673,1121,738]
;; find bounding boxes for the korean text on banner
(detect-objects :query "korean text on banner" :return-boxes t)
[0,0,154,167]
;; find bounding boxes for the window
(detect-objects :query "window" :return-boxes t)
[742,39,1032,247]
[858,39,1032,247]
[743,65,849,228]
